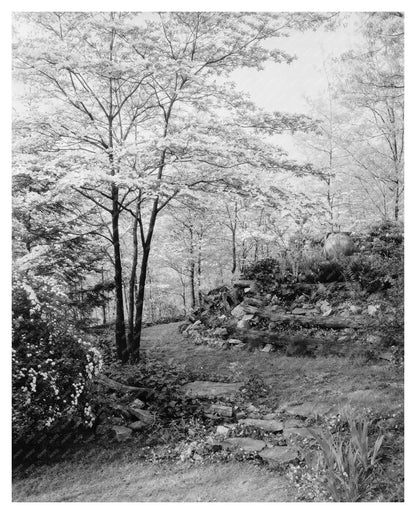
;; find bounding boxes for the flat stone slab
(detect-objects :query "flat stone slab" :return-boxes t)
[111,425,132,442]
[216,425,236,436]
[207,404,234,417]
[259,446,298,468]
[238,418,284,433]
[282,401,337,418]
[221,437,266,452]
[180,381,244,399]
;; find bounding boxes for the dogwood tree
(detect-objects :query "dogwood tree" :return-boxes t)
[14,12,329,361]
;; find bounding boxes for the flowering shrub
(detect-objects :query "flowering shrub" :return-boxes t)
[12,276,103,437]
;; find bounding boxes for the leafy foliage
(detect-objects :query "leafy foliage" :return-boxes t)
[288,417,385,502]
[307,419,384,502]
[12,275,103,438]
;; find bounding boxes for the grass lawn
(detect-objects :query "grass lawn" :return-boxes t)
[141,322,403,416]
[12,322,404,502]
[13,453,294,502]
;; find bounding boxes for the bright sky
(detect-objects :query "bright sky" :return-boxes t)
[228,14,364,157]
[231,16,363,114]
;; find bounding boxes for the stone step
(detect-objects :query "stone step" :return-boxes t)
[180,381,244,399]
[259,446,299,468]
[280,401,337,418]
[220,437,267,452]
[111,425,132,442]
[238,418,284,433]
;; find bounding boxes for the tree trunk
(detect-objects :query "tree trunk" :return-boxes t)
[131,243,151,362]
[130,122,171,361]
[394,178,400,221]
[127,204,139,351]
[189,261,196,309]
[131,193,160,362]
[231,227,237,275]
[188,225,196,309]
[112,186,128,362]
[197,240,203,306]
[181,279,187,315]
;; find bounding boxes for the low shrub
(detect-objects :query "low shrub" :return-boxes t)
[243,258,285,293]
[12,275,103,438]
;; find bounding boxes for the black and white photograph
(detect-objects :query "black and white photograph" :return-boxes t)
[10,4,406,503]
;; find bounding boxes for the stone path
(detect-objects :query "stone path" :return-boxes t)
[177,379,334,469]
[103,370,393,470]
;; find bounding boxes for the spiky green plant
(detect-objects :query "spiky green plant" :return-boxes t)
[308,418,384,502]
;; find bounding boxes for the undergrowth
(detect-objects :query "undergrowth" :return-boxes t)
[288,417,393,502]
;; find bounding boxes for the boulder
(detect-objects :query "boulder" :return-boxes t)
[261,344,274,353]
[237,319,251,330]
[259,446,298,468]
[111,425,132,442]
[324,232,355,259]
[231,304,246,319]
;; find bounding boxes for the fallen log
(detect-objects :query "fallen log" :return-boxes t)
[236,329,337,348]
[257,308,364,329]
[95,375,155,400]
[234,329,350,356]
